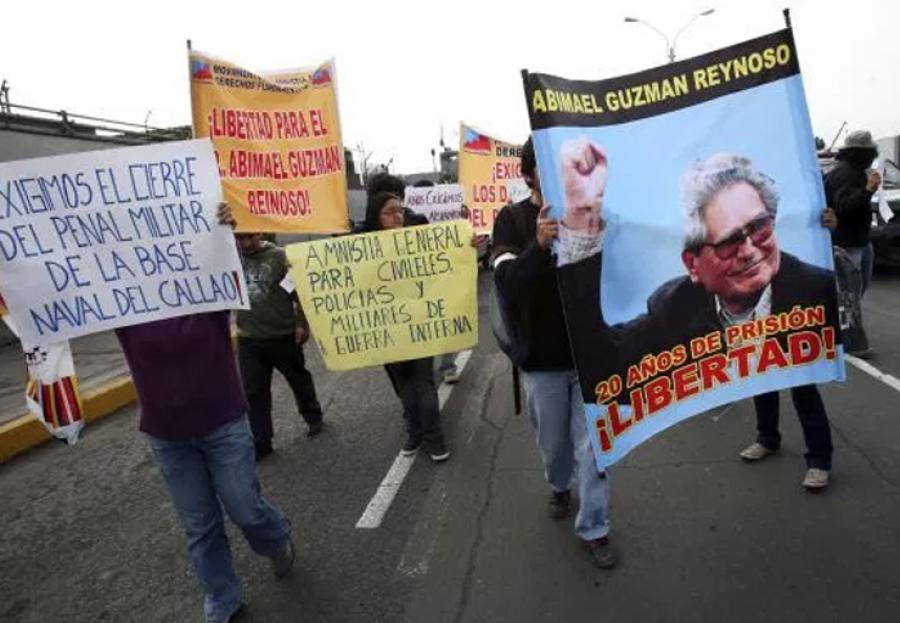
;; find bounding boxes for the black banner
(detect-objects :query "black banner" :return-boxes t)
[522,28,800,130]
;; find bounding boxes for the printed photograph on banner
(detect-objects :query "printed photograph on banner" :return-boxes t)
[189,51,349,234]
[285,221,478,371]
[0,139,248,345]
[458,123,524,234]
[404,183,465,223]
[522,29,845,470]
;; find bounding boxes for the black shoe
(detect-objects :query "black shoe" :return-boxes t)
[425,438,450,462]
[306,421,324,437]
[401,435,422,456]
[548,490,571,519]
[225,603,247,622]
[255,443,274,462]
[270,538,295,579]
[585,537,617,569]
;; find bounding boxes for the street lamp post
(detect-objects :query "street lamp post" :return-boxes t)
[624,9,715,63]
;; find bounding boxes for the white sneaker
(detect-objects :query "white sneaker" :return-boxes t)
[802,468,830,490]
[739,442,776,461]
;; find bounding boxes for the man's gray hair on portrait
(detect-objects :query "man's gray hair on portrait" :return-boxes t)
[680,153,779,251]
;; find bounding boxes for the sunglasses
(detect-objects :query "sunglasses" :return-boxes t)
[697,213,774,260]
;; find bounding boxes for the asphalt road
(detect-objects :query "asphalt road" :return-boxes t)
[1,268,899,623]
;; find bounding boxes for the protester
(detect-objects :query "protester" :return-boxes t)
[824,130,881,356]
[236,232,324,460]
[365,171,427,227]
[554,139,839,491]
[363,191,450,461]
[825,130,881,295]
[117,204,294,623]
[491,137,615,569]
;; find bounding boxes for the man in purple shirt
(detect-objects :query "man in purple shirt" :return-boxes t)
[117,205,293,623]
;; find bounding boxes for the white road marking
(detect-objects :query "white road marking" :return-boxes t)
[355,350,473,529]
[845,355,900,394]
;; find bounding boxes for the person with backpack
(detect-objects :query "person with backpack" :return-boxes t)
[491,137,616,569]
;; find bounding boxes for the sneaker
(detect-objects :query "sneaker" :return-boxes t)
[442,368,461,384]
[739,442,776,461]
[548,490,571,520]
[306,421,324,438]
[401,435,422,457]
[270,538,295,579]
[802,468,830,490]
[425,438,450,462]
[585,537,617,569]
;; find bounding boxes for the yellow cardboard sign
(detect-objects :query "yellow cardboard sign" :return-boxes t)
[189,52,349,234]
[286,222,478,371]
[458,123,525,235]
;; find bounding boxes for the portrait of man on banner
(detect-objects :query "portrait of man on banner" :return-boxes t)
[556,141,839,391]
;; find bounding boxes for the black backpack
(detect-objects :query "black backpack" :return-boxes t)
[490,204,532,366]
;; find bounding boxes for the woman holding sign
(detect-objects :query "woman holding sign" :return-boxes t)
[363,192,450,462]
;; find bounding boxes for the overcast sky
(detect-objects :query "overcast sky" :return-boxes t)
[2,0,896,173]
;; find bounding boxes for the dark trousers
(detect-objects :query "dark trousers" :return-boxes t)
[384,357,443,443]
[752,384,833,470]
[238,335,323,448]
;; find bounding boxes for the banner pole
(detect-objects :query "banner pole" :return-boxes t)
[186,39,195,138]
[782,8,792,28]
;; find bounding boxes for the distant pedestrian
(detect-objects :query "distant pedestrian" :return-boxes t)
[363,191,450,461]
[825,130,880,355]
[236,233,324,460]
[491,137,615,568]
[118,205,294,623]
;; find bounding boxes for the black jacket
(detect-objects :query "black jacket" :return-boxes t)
[492,198,573,371]
[557,251,839,403]
[825,160,874,248]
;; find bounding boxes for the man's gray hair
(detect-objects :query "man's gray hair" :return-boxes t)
[681,153,779,251]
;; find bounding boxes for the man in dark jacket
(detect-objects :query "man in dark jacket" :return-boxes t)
[556,141,838,490]
[492,137,615,569]
[825,130,881,297]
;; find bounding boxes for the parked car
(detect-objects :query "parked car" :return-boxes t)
[871,180,900,269]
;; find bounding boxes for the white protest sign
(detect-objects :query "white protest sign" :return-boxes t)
[0,139,248,344]
[404,184,465,223]
[506,179,530,205]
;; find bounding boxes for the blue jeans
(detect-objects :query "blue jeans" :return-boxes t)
[845,242,874,296]
[148,417,291,623]
[521,369,611,540]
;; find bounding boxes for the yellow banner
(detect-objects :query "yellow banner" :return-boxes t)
[458,123,525,235]
[286,222,478,371]
[189,52,349,234]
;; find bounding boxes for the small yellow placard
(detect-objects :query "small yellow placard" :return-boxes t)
[286,221,478,371]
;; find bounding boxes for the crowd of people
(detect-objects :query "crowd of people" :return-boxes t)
[114,129,882,622]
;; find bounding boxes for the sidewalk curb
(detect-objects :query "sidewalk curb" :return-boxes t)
[0,375,136,464]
